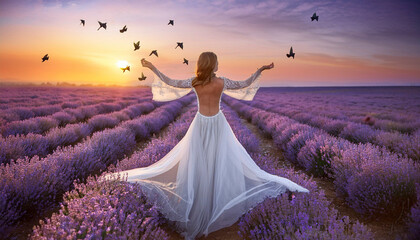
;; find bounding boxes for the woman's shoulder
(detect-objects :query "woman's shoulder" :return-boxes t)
[213,76,224,85]
[213,76,224,82]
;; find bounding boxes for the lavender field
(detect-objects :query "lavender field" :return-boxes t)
[0,86,419,240]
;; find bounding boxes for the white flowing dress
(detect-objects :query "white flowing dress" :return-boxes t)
[101,69,309,240]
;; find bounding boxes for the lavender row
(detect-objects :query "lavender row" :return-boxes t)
[0,86,150,107]
[30,176,171,239]
[0,94,194,236]
[0,87,152,125]
[0,98,119,123]
[252,94,420,136]
[0,97,94,109]
[30,102,199,239]
[224,96,420,219]
[0,101,158,165]
[261,88,420,125]
[0,94,143,123]
[253,97,419,135]
[0,97,111,112]
[406,183,420,239]
[238,154,372,239]
[259,97,420,135]
[253,88,420,134]
[247,98,420,161]
[1,102,80,123]
[1,96,151,137]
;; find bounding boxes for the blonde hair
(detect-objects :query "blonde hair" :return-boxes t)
[192,52,217,87]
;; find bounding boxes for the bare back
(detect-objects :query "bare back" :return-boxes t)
[192,77,224,117]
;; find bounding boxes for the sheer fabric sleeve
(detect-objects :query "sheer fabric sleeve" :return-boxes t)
[221,70,262,101]
[150,68,193,102]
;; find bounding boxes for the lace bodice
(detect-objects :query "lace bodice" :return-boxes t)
[149,68,262,102]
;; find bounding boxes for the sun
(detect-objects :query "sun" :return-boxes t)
[116,60,130,68]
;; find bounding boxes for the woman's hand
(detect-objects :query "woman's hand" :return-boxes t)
[257,62,274,73]
[141,58,155,70]
[261,62,274,71]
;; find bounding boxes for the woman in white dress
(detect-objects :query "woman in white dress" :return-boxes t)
[101,52,309,240]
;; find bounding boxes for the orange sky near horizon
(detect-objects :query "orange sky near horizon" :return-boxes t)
[0,0,419,87]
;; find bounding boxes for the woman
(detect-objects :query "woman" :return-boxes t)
[102,52,309,240]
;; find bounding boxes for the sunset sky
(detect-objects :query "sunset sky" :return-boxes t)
[0,0,419,87]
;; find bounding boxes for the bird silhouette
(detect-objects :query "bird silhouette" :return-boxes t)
[80,19,85,26]
[183,58,188,65]
[286,47,295,59]
[133,41,140,51]
[311,12,319,21]
[120,66,130,73]
[138,72,147,81]
[97,21,107,30]
[175,42,183,49]
[149,50,158,57]
[42,54,49,62]
[168,20,174,26]
[119,25,127,33]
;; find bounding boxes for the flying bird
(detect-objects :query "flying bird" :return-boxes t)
[119,25,127,33]
[42,54,49,62]
[175,42,183,49]
[97,21,107,30]
[138,72,147,81]
[120,66,130,73]
[80,19,85,26]
[168,20,174,26]
[149,50,158,57]
[311,12,319,21]
[183,58,188,65]
[286,47,295,59]
[133,41,140,51]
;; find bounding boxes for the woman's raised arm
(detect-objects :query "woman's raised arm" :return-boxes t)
[141,58,192,88]
[223,62,274,90]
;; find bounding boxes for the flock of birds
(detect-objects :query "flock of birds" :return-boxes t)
[85,19,183,82]
[41,12,320,82]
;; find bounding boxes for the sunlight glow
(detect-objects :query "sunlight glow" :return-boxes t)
[116,60,129,69]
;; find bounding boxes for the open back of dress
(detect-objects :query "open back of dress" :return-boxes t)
[101,75,309,240]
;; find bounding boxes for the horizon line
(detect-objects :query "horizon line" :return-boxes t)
[1,81,419,88]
